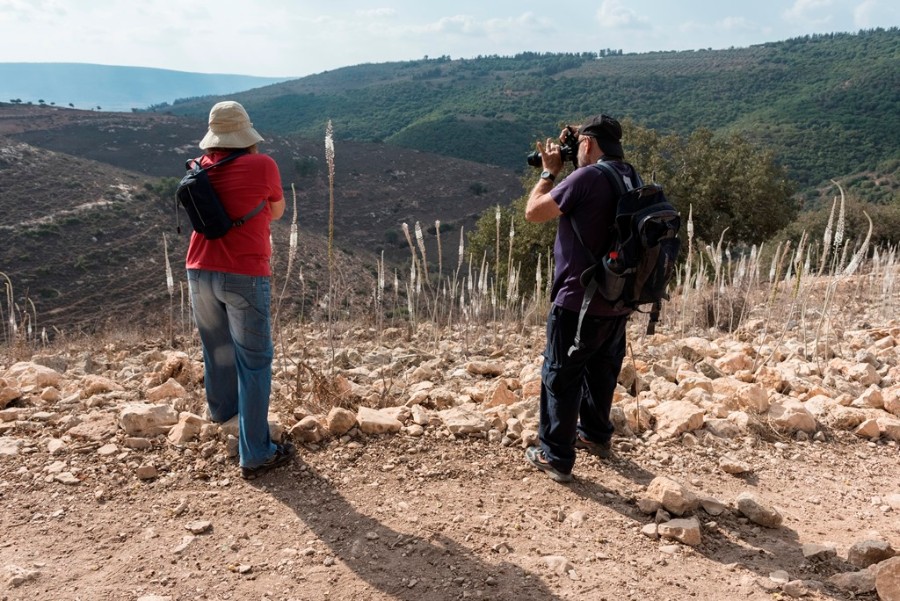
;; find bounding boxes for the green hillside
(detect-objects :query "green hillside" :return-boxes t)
[164,29,899,199]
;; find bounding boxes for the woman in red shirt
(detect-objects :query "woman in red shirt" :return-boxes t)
[186,100,294,479]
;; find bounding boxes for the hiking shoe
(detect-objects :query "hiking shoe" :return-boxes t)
[525,446,574,483]
[241,442,296,480]
[575,434,613,459]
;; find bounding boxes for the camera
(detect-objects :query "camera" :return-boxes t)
[526,128,580,168]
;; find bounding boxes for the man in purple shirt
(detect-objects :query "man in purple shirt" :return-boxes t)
[524,114,639,482]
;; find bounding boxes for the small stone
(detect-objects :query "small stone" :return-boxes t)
[542,555,573,575]
[136,464,159,480]
[4,565,40,587]
[828,570,877,594]
[802,543,837,561]
[124,437,153,450]
[641,523,659,539]
[47,439,67,455]
[185,520,212,535]
[718,455,751,475]
[847,539,896,568]
[782,580,808,598]
[325,407,357,436]
[770,570,791,584]
[97,443,118,456]
[645,476,699,516]
[173,535,195,554]
[565,510,587,527]
[657,517,702,546]
[698,496,728,516]
[736,492,783,528]
[54,472,80,485]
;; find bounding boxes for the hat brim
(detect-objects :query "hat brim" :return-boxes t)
[199,126,264,150]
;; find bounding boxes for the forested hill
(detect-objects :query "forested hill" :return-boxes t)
[164,28,899,194]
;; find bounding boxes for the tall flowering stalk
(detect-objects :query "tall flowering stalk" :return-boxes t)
[435,220,443,282]
[494,206,501,298]
[276,183,300,317]
[506,217,516,307]
[325,121,335,266]
[817,195,837,276]
[163,233,175,343]
[1,272,16,345]
[325,120,336,367]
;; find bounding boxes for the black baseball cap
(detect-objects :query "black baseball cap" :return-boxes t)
[578,114,624,158]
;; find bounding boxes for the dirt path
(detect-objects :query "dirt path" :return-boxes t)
[1,425,896,600]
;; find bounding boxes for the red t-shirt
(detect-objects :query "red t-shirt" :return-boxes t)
[185,151,284,276]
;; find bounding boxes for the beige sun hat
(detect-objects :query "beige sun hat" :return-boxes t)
[198,100,264,150]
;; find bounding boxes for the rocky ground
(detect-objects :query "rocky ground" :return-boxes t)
[1,315,900,601]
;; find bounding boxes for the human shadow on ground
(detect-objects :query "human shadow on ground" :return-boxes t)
[255,456,568,601]
[565,453,852,600]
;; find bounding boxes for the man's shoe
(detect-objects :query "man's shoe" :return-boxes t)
[525,446,574,483]
[575,434,613,459]
[241,442,296,480]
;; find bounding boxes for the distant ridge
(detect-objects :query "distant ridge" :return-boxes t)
[0,63,295,112]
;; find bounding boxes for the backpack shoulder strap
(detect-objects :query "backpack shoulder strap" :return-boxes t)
[593,159,646,192]
[188,149,249,172]
[592,161,628,197]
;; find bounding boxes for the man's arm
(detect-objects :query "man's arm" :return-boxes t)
[525,182,561,223]
[269,198,285,220]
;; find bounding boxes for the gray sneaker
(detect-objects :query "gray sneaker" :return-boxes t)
[241,442,296,480]
[525,446,574,483]
[575,434,613,459]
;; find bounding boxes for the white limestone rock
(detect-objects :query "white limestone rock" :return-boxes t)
[119,403,179,436]
[644,476,699,516]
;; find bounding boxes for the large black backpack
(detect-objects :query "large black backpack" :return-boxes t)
[569,161,680,351]
[175,150,266,240]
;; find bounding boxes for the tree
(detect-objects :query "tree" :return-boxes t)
[626,124,796,244]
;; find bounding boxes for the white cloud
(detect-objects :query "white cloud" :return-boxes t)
[852,0,885,27]
[595,0,651,30]
[718,16,756,32]
[783,0,834,25]
[406,12,554,39]
[355,8,396,19]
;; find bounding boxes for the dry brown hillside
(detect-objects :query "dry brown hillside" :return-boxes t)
[0,104,524,334]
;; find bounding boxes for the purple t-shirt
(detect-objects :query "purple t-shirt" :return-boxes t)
[549,160,640,317]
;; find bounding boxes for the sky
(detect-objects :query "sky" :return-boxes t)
[1,0,898,78]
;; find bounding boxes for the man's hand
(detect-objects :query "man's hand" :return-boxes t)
[536,137,563,177]
[559,125,576,144]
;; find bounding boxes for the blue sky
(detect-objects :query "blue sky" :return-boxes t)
[1,0,897,77]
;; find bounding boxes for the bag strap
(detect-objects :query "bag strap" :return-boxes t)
[234,199,268,227]
[186,149,248,172]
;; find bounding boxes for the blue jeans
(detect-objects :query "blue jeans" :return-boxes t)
[187,269,276,468]
[539,305,628,473]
